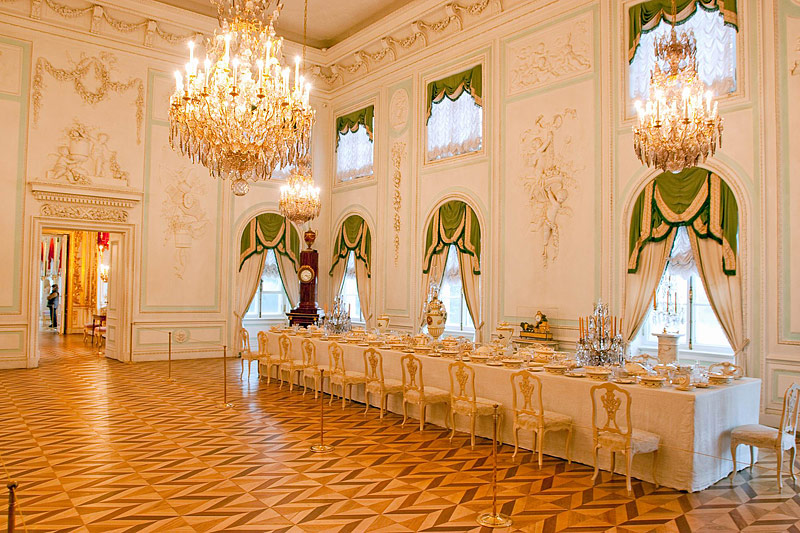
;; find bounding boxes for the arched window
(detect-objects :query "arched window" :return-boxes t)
[628,1,738,103]
[422,200,482,340]
[426,65,483,161]
[624,168,747,369]
[329,214,373,326]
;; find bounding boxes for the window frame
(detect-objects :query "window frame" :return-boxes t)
[420,57,488,169]
[619,0,747,124]
[332,97,379,191]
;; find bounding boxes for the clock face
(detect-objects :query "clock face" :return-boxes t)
[299,266,315,283]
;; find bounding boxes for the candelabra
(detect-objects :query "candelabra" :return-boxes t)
[323,296,352,335]
[576,300,625,367]
[653,275,684,333]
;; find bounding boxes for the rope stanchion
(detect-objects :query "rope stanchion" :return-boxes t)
[477,404,512,528]
[7,481,17,533]
[166,331,174,383]
[219,345,233,409]
[310,370,334,453]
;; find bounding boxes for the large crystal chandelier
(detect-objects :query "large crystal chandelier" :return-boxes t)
[169,0,315,195]
[632,1,723,173]
[279,163,320,225]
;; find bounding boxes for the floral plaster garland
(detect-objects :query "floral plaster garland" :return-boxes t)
[390,141,406,266]
[33,53,144,144]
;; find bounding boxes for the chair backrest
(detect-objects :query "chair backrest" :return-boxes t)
[510,370,544,423]
[590,382,632,441]
[631,353,658,367]
[302,339,317,368]
[239,328,251,356]
[448,361,477,405]
[278,334,291,362]
[329,342,346,376]
[401,353,426,396]
[257,331,269,357]
[779,383,800,438]
[364,348,385,385]
[708,361,744,378]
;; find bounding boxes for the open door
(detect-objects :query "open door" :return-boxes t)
[104,234,123,361]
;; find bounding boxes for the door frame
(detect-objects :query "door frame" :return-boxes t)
[26,216,135,367]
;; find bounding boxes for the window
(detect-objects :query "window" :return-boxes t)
[338,252,364,323]
[634,227,732,358]
[336,106,374,183]
[245,249,289,319]
[427,90,482,162]
[439,245,475,335]
[629,6,736,102]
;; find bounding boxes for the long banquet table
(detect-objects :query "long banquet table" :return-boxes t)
[263,332,760,492]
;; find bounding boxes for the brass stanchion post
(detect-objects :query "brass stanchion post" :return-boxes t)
[166,331,174,383]
[7,481,17,533]
[219,345,233,408]
[477,405,512,528]
[310,370,334,453]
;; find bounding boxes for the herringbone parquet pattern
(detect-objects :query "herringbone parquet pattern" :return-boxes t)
[0,333,797,532]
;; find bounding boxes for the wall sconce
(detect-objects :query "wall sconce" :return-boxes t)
[99,264,109,283]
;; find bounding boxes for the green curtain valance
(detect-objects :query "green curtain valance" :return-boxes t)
[423,200,481,275]
[329,214,372,277]
[336,105,374,145]
[239,213,301,271]
[628,0,738,62]
[425,65,483,122]
[628,168,738,275]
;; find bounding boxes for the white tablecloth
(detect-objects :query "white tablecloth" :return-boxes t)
[263,333,760,492]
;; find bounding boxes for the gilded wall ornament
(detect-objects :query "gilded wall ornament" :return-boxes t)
[33,52,144,143]
[161,164,210,279]
[40,203,128,222]
[507,15,592,95]
[519,108,580,266]
[391,141,406,266]
[45,121,130,186]
[389,89,409,131]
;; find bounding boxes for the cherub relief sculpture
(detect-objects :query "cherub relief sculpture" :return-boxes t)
[161,165,210,279]
[519,108,579,266]
[46,121,129,185]
[509,23,591,92]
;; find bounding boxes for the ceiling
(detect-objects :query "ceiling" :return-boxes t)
[155,0,415,49]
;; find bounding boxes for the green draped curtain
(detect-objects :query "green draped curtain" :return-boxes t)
[628,0,738,62]
[628,168,738,275]
[425,65,483,123]
[423,200,481,275]
[336,105,374,147]
[329,214,372,277]
[239,213,301,271]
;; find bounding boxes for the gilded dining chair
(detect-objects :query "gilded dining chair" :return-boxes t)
[256,331,280,384]
[448,360,499,449]
[328,342,366,409]
[239,328,259,378]
[278,334,307,391]
[301,338,329,398]
[363,348,403,418]
[400,353,449,431]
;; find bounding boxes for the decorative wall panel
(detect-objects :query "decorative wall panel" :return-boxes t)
[784,16,800,342]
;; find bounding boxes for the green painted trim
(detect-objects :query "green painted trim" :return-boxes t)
[140,69,223,313]
[779,0,800,341]
[498,4,601,324]
[0,37,30,315]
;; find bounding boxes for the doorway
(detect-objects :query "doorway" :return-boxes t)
[34,225,128,365]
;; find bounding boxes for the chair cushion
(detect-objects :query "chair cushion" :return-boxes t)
[597,429,660,454]
[280,360,306,369]
[516,411,572,431]
[732,424,796,451]
[367,378,403,395]
[404,386,449,404]
[452,398,497,416]
[303,365,330,376]
[331,371,366,384]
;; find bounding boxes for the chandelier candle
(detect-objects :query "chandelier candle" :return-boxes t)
[169,0,315,196]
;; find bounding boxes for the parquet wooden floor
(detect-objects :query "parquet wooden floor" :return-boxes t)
[0,333,797,532]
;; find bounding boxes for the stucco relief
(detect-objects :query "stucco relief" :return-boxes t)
[389,89,409,131]
[45,121,130,186]
[506,15,592,96]
[0,44,22,95]
[791,38,800,75]
[390,140,406,265]
[40,203,128,222]
[519,108,580,266]
[33,52,144,143]
[161,164,210,279]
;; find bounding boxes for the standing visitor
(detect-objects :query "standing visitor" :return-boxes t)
[47,284,59,329]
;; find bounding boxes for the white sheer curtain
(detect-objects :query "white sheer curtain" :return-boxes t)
[426,91,483,161]
[275,253,299,309]
[234,252,267,330]
[336,127,374,182]
[354,260,373,329]
[688,231,749,373]
[630,7,736,101]
[457,251,483,342]
[623,230,676,343]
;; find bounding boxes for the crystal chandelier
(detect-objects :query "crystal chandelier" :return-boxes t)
[169,0,315,195]
[632,1,723,173]
[279,163,321,225]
